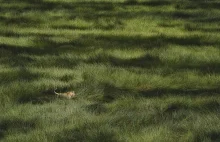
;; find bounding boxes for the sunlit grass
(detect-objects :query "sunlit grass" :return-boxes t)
[0,0,220,141]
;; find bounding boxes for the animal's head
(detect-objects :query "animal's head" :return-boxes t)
[67,91,76,98]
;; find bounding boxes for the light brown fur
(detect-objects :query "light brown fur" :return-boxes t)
[54,90,76,99]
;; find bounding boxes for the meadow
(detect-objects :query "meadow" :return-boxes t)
[0,0,220,141]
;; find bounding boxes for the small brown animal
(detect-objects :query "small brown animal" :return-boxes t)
[54,90,76,99]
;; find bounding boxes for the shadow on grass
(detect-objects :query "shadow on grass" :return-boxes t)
[85,103,107,115]
[163,103,189,114]
[18,94,56,105]
[90,34,219,48]
[95,83,220,104]
[125,0,172,6]
[0,0,219,27]
[198,100,220,112]
[0,16,42,27]
[173,63,220,74]
[55,122,120,142]
[162,100,219,116]
[0,34,162,54]
[103,83,127,103]
[194,17,220,23]
[2,32,218,68]
[195,131,220,142]
[139,88,220,98]
[3,0,219,11]
[101,83,220,100]
[86,54,161,68]
[85,52,220,74]
[184,24,220,33]
[0,67,42,86]
[175,1,220,10]
[0,118,36,140]
[1,32,220,72]
[18,87,58,105]
[206,131,220,142]
[198,28,220,33]
[52,25,90,30]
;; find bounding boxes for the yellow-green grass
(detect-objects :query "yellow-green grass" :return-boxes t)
[0,0,220,141]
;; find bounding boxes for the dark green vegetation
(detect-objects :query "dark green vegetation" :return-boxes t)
[0,0,220,141]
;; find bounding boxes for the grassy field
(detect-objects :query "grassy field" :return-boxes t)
[0,0,220,141]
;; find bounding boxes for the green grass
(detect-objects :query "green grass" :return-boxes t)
[0,0,220,141]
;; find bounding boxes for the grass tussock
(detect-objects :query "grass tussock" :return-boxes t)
[0,0,220,141]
